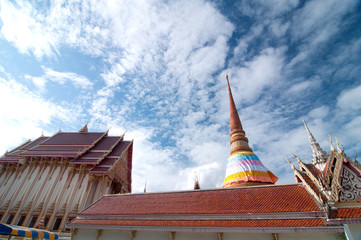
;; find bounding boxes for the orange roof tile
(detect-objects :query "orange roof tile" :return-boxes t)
[81,185,320,216]
[333,207,361,219]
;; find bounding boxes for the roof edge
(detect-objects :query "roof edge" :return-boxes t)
[66,224,344,233]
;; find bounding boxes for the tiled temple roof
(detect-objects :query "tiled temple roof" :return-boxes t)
[0,131,132,180]
[67,184,345,232]
[80,184,320,215]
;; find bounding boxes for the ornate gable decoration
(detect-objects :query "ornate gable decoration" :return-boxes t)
[288,125,361,205]
[339,165,361,202]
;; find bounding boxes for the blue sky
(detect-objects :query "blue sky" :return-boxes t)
[0,0,360,192]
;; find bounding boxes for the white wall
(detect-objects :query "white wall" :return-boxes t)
[279,232,340,240]
[224,232,273,240]
[348,224,361,240]
[73,229,342,240]
[73,229,97,240]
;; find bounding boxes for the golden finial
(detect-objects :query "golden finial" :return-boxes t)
[194,171,200,190]
[291,153,302,164]
[225,74,229,81]
[285,155,295,170]
[335,137,342,153]
[329,135,335,152]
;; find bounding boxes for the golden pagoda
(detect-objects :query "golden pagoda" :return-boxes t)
[223,75,278,188]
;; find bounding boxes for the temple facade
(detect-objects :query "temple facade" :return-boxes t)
[67,76,361,240]
[0,125,133,237]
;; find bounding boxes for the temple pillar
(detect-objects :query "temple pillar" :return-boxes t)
[129,230,136,240]
[31,160,68,227]
[36,164,75,228]
[58,166,87,231]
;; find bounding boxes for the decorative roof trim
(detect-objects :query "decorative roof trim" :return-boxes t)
[326,218,361,225]
[67,224,344,233]
[76,211,327,221]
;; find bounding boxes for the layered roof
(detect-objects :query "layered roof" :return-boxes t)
[0,130,133,183]
[68,184,345,232]
[223,75,278,188]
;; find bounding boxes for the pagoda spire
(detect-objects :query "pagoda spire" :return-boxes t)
[223,75,278,188]
[303,120,328,169]
[226,74,252,154]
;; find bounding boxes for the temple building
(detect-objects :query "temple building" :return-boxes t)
[68,76,361,240]
[0,125,133,238]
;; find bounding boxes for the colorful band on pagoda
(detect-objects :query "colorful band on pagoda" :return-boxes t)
[223,151,278,187]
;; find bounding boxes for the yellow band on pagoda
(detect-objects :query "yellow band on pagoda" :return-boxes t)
[229,151,255,157]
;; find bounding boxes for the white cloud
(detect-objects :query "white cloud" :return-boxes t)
[0,76,71,154]
[25,67,92,92]
[226,47,284,103]
[0,0,58,58]
[239,0,299,18]
[308,106,329,120]
[286,76,322,95]
[337,84,361,111]
[115,127,181,193]
[291,0,357,45]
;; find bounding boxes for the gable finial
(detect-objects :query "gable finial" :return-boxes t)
[335,137,342,153]
[194,171,201,190]
[79,122,89,133]
[329,135,335,152]
[291,152,302,164]
[285,155,295,170]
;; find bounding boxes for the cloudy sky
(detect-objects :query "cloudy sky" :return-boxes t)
[1,0,360,193]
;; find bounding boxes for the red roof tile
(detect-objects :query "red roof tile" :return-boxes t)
[82,185,320,216]
[20,136,49,150]
[333,207,361,219]
[108,141,132,156]
[305,163,323,178]
[26,145,86,152]
[91,137,120,150]
[41,132,105,145]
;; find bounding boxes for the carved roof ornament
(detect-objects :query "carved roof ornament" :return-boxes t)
[79,122,89,133]
[329,135,335,152]
[303,120,328,166]
[194,172,201,190]
[223,75,278,188]
[285,155,295,170]
[335,137,343,154]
